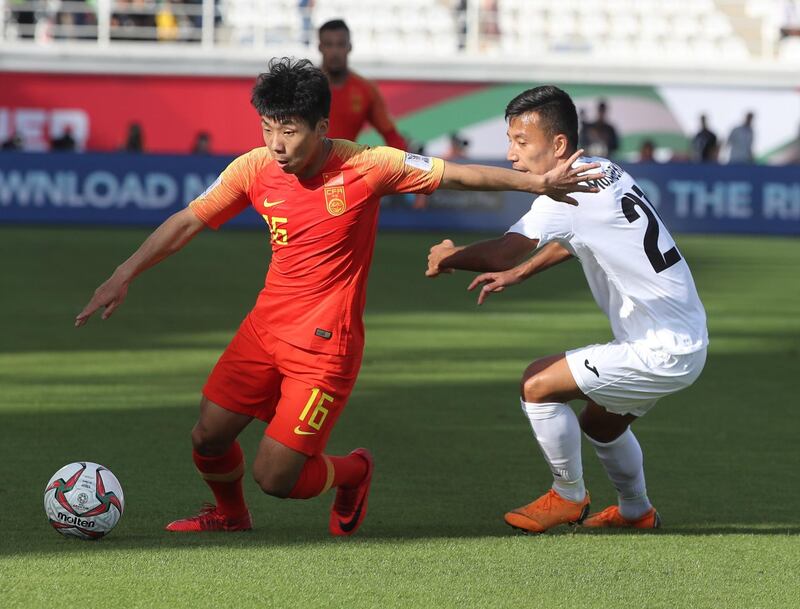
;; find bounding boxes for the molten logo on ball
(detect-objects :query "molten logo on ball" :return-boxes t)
[43,462,124,540]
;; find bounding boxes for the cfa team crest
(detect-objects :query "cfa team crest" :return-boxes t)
[323,172,347,216]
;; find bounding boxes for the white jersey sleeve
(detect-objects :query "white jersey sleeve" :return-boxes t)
[507,196,574,245]
[505,156,708,356]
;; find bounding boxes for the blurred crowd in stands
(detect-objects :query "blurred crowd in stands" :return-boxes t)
[3,6,799,164]
[0,122,213,154]
[5,0,800,51]
[578,100,761,165]
[7,0,211,42]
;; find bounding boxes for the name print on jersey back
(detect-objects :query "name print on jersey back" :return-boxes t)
[509,157,708,355]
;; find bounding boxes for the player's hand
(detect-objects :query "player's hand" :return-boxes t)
[75,276,129,327]
[537,149,604,205]
[426,239,457,277]
[467,269,523,305]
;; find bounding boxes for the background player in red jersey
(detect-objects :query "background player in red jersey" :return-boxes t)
[319,19,408,149]
[75,58,601,537]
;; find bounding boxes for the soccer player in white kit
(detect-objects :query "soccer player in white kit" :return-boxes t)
[426,86,708,533]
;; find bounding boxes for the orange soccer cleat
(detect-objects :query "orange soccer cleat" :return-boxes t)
[504,489,591,534]
[329,448,374,537]
[164,503,253,532]
[581,505,661,529]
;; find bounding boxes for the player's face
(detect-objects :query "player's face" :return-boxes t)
[319,30,351,75]
[506,113,566,175]
[261,116,329,175]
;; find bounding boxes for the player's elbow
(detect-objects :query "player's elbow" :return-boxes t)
[172,207,205,237]
[493,235,536,271]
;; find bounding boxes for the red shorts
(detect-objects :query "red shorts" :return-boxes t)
[203,314,362,456]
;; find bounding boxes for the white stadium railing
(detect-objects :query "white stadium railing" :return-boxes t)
[1,0,799,85]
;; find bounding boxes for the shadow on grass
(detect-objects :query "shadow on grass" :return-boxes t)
[2,348,799,557]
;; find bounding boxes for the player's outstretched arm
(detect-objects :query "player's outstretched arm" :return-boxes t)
[75,207,206,327]
[468,242,573,305]
[426,233,538,277]
[438,149,603,203]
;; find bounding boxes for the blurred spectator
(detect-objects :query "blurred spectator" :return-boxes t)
[11,0,35,39]
[585,100,619,158]
[192,131,212,154]
[691,114,718,163]
[480,0,500,42]
[319,19,408,149]
[299,0,314,45]
[50,127,77,152]
[156,3,180,41]
[55,12,78,40]
[578,108,589,149]
[445,133,469,160]
[637,139,656,163]
[112,0,156,41]
[780,0,800,38]
[726,112,755,164]
[122,123,144,152]
[1,134,23,151]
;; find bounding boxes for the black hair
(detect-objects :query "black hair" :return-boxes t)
[505,86,579,151]
[251,57,331,127]
[319,19,350,37]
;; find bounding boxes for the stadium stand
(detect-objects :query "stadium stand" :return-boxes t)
[1,1,798,87]
[0,0,795,60]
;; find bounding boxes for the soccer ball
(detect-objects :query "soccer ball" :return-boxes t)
[43,462,125,539]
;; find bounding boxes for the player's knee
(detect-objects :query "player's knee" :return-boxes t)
[190,422,229,456]
[252,467,294,499]
[521,373,552,403]
[520,359,558,403]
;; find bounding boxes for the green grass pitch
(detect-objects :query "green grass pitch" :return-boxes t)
[1,226,799,608]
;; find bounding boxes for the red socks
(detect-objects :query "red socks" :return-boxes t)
[288,453,368,499]
[193,444,367,505]
[193,442,248,518]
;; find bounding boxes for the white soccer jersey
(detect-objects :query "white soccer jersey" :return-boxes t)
[508,157,708,355]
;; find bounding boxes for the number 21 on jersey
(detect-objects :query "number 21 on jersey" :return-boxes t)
[621,185,681,273]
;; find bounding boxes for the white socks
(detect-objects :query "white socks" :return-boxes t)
[587,428,652,520]
[521,400,586,503]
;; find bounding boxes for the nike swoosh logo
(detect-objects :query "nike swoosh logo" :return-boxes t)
[338,495,365,533]
[263,199,285,208]
[584,359,599,377]
[293,426,316,436]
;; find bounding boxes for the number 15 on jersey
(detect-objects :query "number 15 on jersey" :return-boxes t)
[262,214,288,246]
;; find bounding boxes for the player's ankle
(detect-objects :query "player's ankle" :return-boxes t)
[553,479,587,503]
[618,496,652,521]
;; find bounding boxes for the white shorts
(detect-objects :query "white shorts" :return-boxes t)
[565,341,707,417]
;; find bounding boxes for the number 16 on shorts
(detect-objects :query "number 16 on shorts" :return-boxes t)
[294,387,334,435]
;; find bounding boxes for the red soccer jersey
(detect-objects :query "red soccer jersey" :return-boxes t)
[189,140,444,355]
[327,72,407,149]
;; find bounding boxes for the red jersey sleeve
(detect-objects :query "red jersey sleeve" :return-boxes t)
[364,80,408,150]
[354,145,444,196]
[189,148,272,229]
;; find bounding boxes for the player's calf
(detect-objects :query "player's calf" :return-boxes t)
[253,470,297,498]
[251,435,309,498]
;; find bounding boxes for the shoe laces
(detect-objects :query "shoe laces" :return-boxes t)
[190,502,224,526]
[596,506,620,523]
[530,489,557,512]
[333,487,358,514]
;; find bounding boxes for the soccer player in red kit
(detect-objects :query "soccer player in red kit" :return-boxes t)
[319,19,407,149]
[75,58,600,536]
